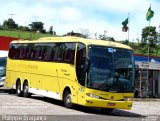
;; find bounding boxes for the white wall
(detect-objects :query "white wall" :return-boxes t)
[0,50,8,58]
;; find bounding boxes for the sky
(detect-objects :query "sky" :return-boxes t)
[0,0,160,41]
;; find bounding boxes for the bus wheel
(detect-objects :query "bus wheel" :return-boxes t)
[100,108,113,114]
[23,81,31,98]
[16,81,22,97]
[64,91,73,108]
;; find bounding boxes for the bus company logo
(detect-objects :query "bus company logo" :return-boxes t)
[142,115,158,121]
[110,96,114,100]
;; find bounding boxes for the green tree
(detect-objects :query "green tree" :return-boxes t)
[122,39,129,45]
[108,37,115,42]
[18,26,30,31]
[48,26,53,34]
[99,30,107,40]
[29,21,46,33]
[78,28,90,38]
[140,26,158,55]
[99,30,115,41]
[2,18,18,30]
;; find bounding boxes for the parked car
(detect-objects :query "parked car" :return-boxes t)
[0,51,8,87]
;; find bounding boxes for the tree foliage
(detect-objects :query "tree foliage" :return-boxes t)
[140,26,158,55]
[78,28,90,38]
[18,26,30,31]
[2,18,18,30]
[107,37,115,42]
[99,30,115,41]
[0,18,57,37]
[122,39,129,45]
[48,26,53,35]
[29,22,46,33]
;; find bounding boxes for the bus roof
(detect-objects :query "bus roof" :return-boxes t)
[0,50,8,58]
[10,36,133,50]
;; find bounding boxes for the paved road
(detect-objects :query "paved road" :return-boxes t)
[0,88,159,121]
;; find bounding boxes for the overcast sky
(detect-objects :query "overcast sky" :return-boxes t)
[0,0,160,41]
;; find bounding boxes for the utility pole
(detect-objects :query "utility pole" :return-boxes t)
[128,13,130,42]
[8,13,15,19]
[8,13,15,37]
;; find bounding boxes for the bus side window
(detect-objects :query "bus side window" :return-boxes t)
[44,44,52,61]
[57,43,65,61]
[54,43,65,62]
[76,43,86,86]
[50,46,55,61]
[41,45,48,60]
[19,45,23,59]
[19,44,27,59]
[34,44,44,60]
[14,44,20,59]
[30,48,36,60]
[25,44,34,59]
[53,43,60,61]
[64,43,76,64]
[9,44,16,59]
[34,45,41,60]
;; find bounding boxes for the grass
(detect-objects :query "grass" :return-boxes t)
[129,43,160,57]
[0,30,160,57]
[0,30,60,40]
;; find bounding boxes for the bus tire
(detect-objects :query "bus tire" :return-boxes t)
[16,81,22,97]
[63,90,73,108]
[23,81,31,98]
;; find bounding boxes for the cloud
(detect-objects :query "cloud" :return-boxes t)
[0,0,159,41]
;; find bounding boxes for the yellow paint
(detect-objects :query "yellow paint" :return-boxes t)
[6,36,134,110]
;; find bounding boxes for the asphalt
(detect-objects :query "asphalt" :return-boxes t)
[133,98,160,101]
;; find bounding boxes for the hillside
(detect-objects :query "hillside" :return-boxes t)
[0,30,60,40]
[0,30,159,57]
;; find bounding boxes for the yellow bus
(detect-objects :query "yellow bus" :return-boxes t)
[6,36,135,112]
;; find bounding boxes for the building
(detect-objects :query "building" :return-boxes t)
[134,54,160,98]
[0,36,19,50]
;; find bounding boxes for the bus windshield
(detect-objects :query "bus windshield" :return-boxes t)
[0,58,6,77]
[87,45,134,92]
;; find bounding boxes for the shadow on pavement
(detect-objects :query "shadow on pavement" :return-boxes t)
[0,89,145,119]
[31,95,145,118]
[0,88,10,93]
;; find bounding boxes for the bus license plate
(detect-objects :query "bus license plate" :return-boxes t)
[107,103,115,106]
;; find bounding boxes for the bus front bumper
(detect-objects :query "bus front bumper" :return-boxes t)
[84,97,133,110]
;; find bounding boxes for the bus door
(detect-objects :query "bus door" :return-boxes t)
[76,43,86,104]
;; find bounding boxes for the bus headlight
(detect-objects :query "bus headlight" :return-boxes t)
[86,93,100,99]
[123,96,133,101]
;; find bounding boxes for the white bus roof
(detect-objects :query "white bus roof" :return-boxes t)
[0,50,8,58]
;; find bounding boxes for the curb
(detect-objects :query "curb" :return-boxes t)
[133,98,160,101]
